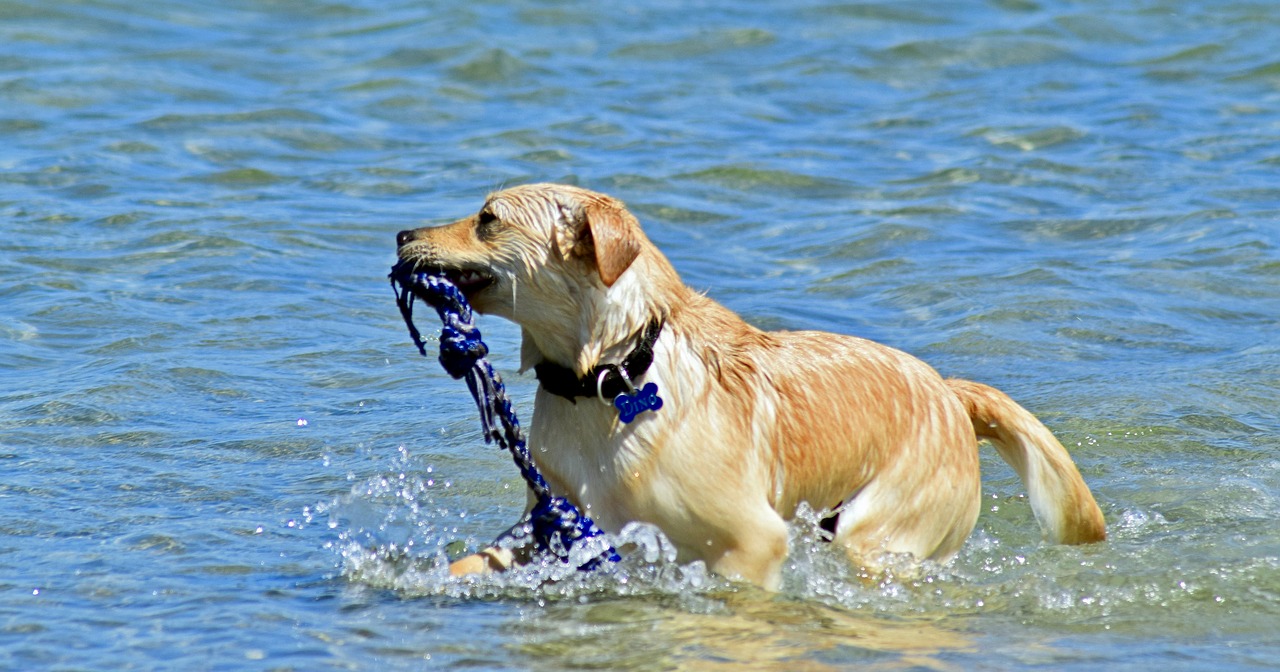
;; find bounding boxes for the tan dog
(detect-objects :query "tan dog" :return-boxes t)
[395,183,1105,589]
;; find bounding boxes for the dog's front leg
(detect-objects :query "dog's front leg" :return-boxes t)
[702,507,791,591]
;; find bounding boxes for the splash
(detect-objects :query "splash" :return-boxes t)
[323,477,724,602]
[313,460,1280,659]
[318,466,960,610]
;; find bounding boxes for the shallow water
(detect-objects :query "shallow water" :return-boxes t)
[3,0,1280,669]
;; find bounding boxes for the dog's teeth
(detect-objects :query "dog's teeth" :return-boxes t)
[455,271,484,286]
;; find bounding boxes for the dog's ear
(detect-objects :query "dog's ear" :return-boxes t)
[583,198,643,287]
[561,196,643,287]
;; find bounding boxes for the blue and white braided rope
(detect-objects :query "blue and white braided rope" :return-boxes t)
[390,264,619,570]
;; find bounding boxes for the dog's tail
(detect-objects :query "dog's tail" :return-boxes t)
[946,378,1106,545]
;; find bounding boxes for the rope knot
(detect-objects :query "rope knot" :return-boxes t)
[437,320,488,379]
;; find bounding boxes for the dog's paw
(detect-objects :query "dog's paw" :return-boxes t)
[448,547,515,577]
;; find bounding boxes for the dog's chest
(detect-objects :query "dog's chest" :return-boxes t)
[527,393,664,526]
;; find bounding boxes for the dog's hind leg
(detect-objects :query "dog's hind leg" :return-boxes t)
[832,466,981,574]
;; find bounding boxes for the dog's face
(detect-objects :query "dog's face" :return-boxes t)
[395,184,645,325]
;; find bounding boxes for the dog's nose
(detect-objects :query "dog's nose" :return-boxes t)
[396,229,417,247]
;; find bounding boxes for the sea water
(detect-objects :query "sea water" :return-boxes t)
[2,1,1279,669]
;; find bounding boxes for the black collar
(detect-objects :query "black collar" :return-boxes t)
[533,320,664,402]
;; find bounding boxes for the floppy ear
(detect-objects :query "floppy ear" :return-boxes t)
[576,197,643,287]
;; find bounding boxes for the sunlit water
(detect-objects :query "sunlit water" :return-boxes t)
[3,0,1279,669]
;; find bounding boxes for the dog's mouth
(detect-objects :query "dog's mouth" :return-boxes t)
[392,258,495,301]
[431,267,495,303]
[442,267,496,297]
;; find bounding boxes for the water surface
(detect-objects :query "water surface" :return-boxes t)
[2,0,1279,669]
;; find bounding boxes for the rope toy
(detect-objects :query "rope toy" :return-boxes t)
[389,262,620,571]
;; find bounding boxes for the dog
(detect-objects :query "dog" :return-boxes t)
[394,183,1105,589]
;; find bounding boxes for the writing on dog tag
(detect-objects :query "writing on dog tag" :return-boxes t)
[614,382,663,423]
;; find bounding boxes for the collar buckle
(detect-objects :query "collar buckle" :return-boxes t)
[596,364,636,406]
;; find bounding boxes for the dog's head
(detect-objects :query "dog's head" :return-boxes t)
[396,184,669,370]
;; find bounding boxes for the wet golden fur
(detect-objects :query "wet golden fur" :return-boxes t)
[395,183,1105,589]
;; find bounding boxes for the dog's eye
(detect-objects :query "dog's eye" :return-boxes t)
[476,210,500,238]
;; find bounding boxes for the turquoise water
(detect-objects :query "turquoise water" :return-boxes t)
[3,0,1280,668]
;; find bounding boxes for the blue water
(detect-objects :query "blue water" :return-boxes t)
[3,0,1279,669]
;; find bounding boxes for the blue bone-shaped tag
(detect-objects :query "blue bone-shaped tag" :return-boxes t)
[614,382,663,423]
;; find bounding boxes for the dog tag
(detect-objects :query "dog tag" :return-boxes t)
[614,382,663,423]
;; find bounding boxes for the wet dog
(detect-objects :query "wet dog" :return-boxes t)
[395,183,1105,589]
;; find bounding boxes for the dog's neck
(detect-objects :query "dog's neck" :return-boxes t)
[531,319,664,401]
